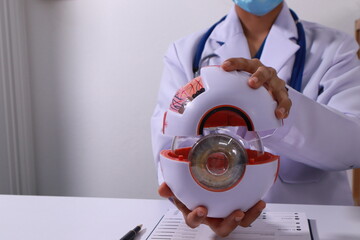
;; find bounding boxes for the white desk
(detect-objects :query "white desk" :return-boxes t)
[0,195,359,240]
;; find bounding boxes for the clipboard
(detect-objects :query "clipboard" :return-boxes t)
[147,208,314,240]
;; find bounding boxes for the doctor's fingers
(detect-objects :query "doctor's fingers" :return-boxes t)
[250,67,291,119]
[239,200,266,228]
[175,199,208,228]
[264,75,291,119]
[158,183,207,228]
[158,182,174,198]
[222,58,281,90]
[248,65,278,89]
[222,58,263,74]
[273,87,292,119]
[205,210,245,237]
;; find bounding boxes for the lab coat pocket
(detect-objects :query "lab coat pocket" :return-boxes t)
[278,158,325,184]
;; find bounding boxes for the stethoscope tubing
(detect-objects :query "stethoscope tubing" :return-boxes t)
[192,9,305,93]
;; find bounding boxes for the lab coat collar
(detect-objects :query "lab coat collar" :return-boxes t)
[210,6,244,43]
[210,2,300,72]
[260,2,299,70]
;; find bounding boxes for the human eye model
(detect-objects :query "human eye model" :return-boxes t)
[160,66,281,218]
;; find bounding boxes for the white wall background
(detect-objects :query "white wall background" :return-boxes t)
[22,0,360,199]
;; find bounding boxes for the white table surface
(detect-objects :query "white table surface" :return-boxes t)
[0,195,359,240]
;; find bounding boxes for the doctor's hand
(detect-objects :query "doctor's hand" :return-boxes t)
[158,182,266,238]
[221,58,292,119]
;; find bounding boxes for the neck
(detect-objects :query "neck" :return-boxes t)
[235,3,284,56]
[235,3,283,38]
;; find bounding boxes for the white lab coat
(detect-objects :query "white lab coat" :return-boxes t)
[151,3,360,206]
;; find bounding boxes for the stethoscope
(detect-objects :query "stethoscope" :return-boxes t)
[192,9,306,92]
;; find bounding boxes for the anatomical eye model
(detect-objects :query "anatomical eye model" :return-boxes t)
[160,66,282,218]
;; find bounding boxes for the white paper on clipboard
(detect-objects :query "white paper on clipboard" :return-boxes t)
[147,208,313,240]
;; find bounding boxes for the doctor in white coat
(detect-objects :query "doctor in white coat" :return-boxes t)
[151,0,360,236]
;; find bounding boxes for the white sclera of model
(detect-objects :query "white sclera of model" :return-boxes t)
[160,66,282,218]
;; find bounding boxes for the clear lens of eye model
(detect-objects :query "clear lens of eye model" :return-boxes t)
[188,133,248,191]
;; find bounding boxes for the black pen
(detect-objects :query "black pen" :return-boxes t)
[120,224,142,240]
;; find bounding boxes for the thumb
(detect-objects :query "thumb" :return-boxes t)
[158,182,174,198]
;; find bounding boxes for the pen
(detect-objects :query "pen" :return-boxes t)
[120,224,142,240]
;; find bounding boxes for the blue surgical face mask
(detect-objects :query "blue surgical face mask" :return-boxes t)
[232,0,284,16]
